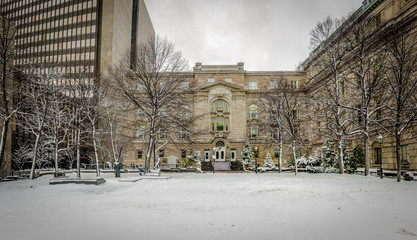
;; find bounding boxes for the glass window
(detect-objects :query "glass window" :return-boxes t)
[211,100,229,113]
[249,81,257,90]
[374,147,381,164]
[225,78,231,82]
[159,150,164,158]
[136,125,145,138]
[291,80,298,89]
[225,118,229,131]
[250,126,258,138]
[208,78,214,82]
[274,149,280,158]
[137,150,143,159]
[270,80,277,88]
[216,117,224,131]
[181,150,187,159]
[181,82,189,90]
[401,145,408,164]
[249,104,258,119]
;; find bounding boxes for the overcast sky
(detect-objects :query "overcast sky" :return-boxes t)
[145,0,363,71]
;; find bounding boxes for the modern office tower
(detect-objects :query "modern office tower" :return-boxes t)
[0,0,154,76]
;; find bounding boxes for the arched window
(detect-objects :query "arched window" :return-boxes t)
[249,104,258,119]
[212,100,229,113]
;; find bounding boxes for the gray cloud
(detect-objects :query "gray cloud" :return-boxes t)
[145,0,362,71]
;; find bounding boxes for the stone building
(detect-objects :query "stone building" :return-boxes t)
[124,62,307,170]
[301,0,417,171]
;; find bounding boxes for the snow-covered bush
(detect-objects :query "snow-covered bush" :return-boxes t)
[241,142,255,170]
[322,140,350,169]
[180,153,197,168]
[297,151,321,168]
[263,152,275,168]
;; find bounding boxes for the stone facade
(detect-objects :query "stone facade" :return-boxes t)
[123,63,307,169]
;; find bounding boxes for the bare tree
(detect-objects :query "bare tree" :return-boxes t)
[260,76,287,173]
[83,77,105,177]
[278,79,302,175]
[102,93,130,166]
[68,65,94,178]
[381,24,417,182]
[20,65,62,179]
[111,35,192,172]
[342,20,388,176]
[309,16,350,174]
[11,143,31,173]
[0,14,19,176]
[46,82,73,173]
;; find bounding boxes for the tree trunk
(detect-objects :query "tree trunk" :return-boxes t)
[30,134,41,179]
[109,122,118,163]
[0,119,9,177]
[145,137,153,172]
[278,134,283,173]
[76,128,81,178]
[364,135,370,176]
[395,125,402,182]
[92,125,100,177]
[54,139,59,173]
[292,141,297,175]
[337,138,344,174]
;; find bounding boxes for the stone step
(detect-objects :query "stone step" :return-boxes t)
[214,161,231,171]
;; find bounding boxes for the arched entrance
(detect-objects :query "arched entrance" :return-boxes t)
[214,141,226,161]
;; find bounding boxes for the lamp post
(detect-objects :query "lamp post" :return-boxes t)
[254,146,259,174]
[212,147,216,174]
[378,134,384,179]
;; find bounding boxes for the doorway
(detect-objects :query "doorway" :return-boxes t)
[215,141,226,161]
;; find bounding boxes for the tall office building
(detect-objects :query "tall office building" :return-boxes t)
[0,0,154,76]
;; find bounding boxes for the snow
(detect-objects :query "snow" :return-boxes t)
[0,172,416,240]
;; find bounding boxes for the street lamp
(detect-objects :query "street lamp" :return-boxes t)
[378,134,384,179]
[253,146,259,173]
[212,147,216,174]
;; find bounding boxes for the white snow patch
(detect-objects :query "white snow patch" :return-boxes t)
[0,172,416,240]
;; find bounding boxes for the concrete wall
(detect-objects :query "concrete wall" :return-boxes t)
[137,0,155,45]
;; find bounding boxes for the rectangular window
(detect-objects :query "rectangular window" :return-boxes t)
[274,149,280,158]
[374,147,381,164]
[401,145,408,164]
[181,149,187,159]
[204,151,210,161]
[291,80,298,89]
[216,117,224,131]
[225,78,231,82]
[231,149,236,161]
[181,82,189,90]
[270,80,277,88]
[208,78,214,83]
[159,150,165,158]
[136,125,145,139]
[249,81,257,90]
[137,150,143,159]
[250,126,258,138]
[179,130,188,139]
[225,118,229,131]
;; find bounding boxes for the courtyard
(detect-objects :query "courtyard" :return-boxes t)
[0,173,416,240]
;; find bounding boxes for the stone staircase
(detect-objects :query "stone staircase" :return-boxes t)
[214,161,231,171]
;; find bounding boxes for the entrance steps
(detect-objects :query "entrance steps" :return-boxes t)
[214,161,231,171]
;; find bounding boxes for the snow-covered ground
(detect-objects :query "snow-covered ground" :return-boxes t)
[0,172,416,240]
